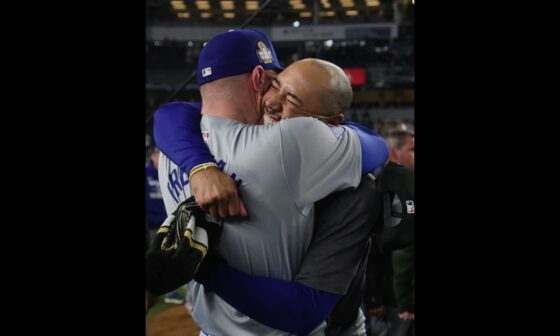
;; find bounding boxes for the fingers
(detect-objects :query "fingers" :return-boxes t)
[207,205,219,218]
[209,187,238,218]
[205,195,246,218]
[189,167,247,218]
[203,201,220,217]
[239,200,248,217]
[218,200,228,218]
[198,197,222,218]
[227,195,240,217]
[203,186,245,218]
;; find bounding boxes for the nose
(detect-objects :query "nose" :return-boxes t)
[264,103,282,120]
[265,92,284,115]
[269,88,286,104]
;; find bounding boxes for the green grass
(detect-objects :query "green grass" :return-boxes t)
[146,287,187,323]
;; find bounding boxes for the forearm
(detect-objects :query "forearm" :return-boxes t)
[202,261,340,335]
[153,102,216,174]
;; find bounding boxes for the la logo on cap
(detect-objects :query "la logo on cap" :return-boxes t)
[202,67,212,77]
[256,41,273,64]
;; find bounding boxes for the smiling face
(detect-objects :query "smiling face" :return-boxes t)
[261,59,345,125]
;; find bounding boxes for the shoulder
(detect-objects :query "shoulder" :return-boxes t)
[278,117,351,140]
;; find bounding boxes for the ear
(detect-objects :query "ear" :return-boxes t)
[251,66,265,92]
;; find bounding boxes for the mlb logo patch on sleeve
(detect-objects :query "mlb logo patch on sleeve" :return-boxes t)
[405,200,415,214]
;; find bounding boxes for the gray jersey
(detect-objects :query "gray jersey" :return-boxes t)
[159,115,362,335]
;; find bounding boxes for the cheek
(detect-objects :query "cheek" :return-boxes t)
[282,107,299,119]
[283,103,312,119]
[262,78,274,92]
[406,153,414,165]
[262,90,274,102]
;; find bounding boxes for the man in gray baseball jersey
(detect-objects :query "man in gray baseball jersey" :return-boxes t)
[155,29,387,335]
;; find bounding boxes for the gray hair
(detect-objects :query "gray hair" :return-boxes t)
[386,129,415,150]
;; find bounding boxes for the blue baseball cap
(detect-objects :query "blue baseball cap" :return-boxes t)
[197,29,284,86]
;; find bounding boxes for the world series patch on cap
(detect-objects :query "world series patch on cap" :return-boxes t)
[197,29,284,86]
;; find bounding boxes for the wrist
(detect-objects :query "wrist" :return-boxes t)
[189,162,219,181]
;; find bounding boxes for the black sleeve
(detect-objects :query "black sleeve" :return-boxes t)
[295,175,382,295]
[393,245,415,313]
[363,245,396,310]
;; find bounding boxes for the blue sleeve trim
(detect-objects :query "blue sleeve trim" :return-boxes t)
[153,102,215,174]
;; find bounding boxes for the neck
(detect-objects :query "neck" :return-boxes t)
[200,77,262,125]
[201,101,260,124]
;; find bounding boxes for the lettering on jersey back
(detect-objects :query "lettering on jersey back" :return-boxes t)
[166,160,243,204]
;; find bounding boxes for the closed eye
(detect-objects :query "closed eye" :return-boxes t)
[272,78,305,109]
[270,78,280,92]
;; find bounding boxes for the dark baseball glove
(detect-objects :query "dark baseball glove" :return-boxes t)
[146,196,222,296]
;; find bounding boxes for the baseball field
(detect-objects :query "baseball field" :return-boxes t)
[146,288,200,336]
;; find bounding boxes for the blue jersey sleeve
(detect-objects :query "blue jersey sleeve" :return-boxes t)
[342,120,389,175]
[153,102,216,174]
[202,261,340,336]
